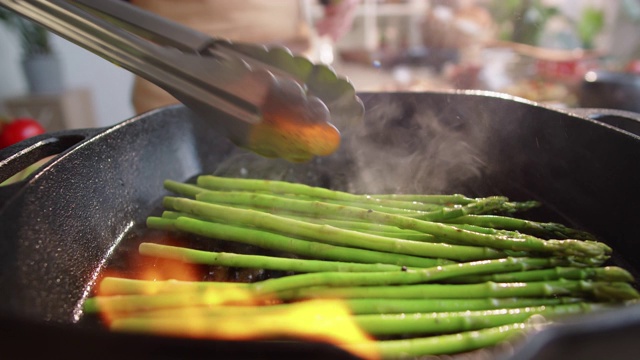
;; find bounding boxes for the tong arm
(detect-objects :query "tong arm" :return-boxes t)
[70,0,213,53]
[0,0,262,125]
[0,0,350,162]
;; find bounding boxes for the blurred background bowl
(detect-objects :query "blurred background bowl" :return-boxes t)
[579,70,640,112]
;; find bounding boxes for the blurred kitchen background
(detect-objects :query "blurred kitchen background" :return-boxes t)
[1,0,640,131]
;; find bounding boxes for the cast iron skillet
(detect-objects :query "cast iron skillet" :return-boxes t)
[0,90,639,359]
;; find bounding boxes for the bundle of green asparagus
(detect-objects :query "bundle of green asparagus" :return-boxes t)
[84,176,639,359]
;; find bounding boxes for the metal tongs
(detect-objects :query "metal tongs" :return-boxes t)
[0,0,364,162]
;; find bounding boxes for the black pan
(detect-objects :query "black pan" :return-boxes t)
[1,91,639,359]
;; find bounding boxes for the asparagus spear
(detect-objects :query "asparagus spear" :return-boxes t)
[165,179,540,225]
[446,223,596,251]
[446,266,635,284]
[108,298,378,360]
[94,276,639,304]
[196,175,467,209]
[166,178,525,221]
[137,247,568,295]
[196,175,476,204]
[163,179,597,257]
[279,195,440,216]
[139,242,410,273]
[85,294,582,316]
[196,175,542,213]
[352,231,439,242]
[165,179,440,215]
[111,315,535,359]
[248,257,566,296]
[164,178,598,257]
[191,192,611,258]
[442,224,607,266]
[226,211,428,236]
[371,323,531,358]
[345,297,582,315]
[374,191,541,213]
[281,194,533,219]
[275,280,640,302]
[499,200,542,214]
[96,277,250,296]
[411,196,524,222]
[101,302,607,338]
[162,197,510,262]
[442,215,596,240]
[84,291,255,314]
[202,207,440,242]
[355,303,609,336]
[163,180,206,198]
[148,216,454,268]
[88,302,298,318]
[356,193,476,205]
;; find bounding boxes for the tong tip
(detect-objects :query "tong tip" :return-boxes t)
[245,76,341,163]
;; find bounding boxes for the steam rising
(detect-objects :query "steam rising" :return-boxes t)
[213,93,490,196]
[343,94,488,195]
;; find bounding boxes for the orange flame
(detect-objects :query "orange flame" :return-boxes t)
[90,240,378,360]
[109,298,378,360]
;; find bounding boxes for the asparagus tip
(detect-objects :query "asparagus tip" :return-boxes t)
[596,267,636,283]
[592,282,640,302]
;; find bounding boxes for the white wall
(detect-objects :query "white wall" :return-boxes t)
[0,26,135,128]
[0,25,27,103]
[51,34,135,128]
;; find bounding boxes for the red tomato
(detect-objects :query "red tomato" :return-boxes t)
[0,117,46,149]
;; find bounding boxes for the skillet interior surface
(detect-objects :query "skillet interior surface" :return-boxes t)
[0,90,639,359]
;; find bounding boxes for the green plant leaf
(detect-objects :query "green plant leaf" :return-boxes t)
[0,9,51,56]
[576,7,604,49]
